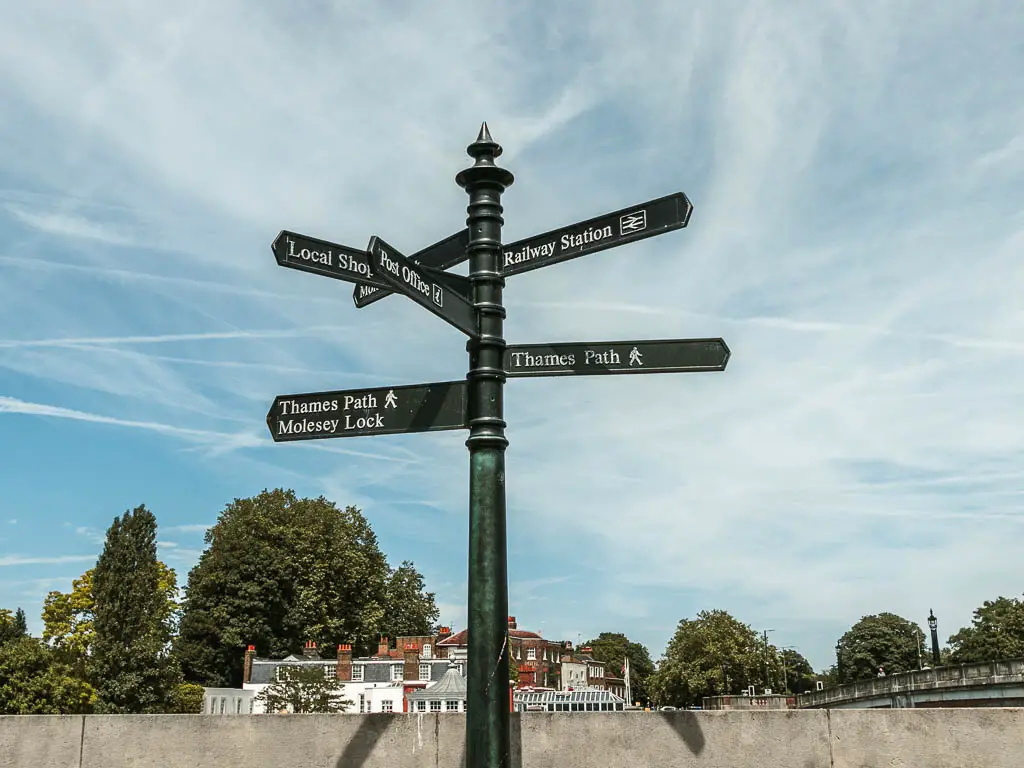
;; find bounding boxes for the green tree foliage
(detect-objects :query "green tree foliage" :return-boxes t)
[174,489,438,688]
[168,682,206,714]
[948,596,1024,663]
[580,632,655,705]
[90,504,180,713]
[0,637,95,714]
[649,610,765,708]
[779,648,816,694]
[254,665,352,714]
[836,613,924,683]
[383,561,440,637]
[42,562,179,666]
[0,608,29,646]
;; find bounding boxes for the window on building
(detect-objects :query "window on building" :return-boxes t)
[416,700,427,712]
[235,698,242,714]
[358,694,365,713]
[445,700,458,712]
[324,665,336,680]
[423,644,432,659]
[382,700,393,713]
[527,648,536,661]
[419,663,431,681]
[458,663,465,677]
[430,700,442,712]
[391,665,403,681]
[447,649,455,659]
[352,665,364,681]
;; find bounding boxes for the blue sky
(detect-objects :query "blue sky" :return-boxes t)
[1,3,1022,673]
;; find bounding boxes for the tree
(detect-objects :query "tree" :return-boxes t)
[948,596,1024,663]
[42,562,179,667]
[175,489,436,688]
[382,561,440,637]
[0,608,29,646]
[254,665,352,713]
[779,648,816,694]
[836,613,924,684]
[648,610,765,708]
[0,636,95,714]
[168,682,206,714]
[90,504,180,713]
[579,632,655,705]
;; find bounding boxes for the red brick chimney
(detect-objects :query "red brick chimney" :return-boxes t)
[243,645,256,684]
[403,643,419,681]
[377,636,390,657]
[302,640,320,660]
[507,616,517,630]
[336,644,353,682]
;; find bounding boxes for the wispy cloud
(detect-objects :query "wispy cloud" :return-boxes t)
[0,555,97,567]
[0,2,1021,671]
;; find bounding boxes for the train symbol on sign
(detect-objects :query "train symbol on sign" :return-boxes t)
[619,210,647,235]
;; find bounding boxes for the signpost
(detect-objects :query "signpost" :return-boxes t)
[367,235,479,338]
[353,229,470,308]
[503,338,730,378]
[273,230,388,289]
[267,124,730,768]
[267,381,467,442]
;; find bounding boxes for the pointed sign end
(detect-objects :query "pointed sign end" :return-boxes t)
[718,338,731,370]
[271,231,288,262]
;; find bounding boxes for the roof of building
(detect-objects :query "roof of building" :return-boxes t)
[407,662,467,700]
[248,657,454,686]
[438,628,543,646]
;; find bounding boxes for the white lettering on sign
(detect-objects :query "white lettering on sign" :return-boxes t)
[508,351,576,369]
[288,239,373,279]
[278,398,339,415]
[277,418,340,435]
[560,225,613,250]
[377,247,401,278]
[583,348,621,366]
[503,240,556,269]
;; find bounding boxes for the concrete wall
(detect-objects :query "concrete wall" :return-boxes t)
[2,709,1023,768]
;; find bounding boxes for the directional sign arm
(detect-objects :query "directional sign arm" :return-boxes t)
[353,229,470,308]
[503,338,729,378]
[272,230,388,288]
[366,236,479,338]
[500,192,693,277]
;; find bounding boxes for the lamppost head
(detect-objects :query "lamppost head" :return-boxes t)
[928,608,937,630]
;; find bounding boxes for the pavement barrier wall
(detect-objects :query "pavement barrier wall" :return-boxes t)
[1,709,1022,768]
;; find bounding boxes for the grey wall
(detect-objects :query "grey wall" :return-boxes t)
[2,709,1023,768]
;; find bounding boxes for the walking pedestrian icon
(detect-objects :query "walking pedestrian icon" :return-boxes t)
[385,389,398,408]
[629,347,643,367]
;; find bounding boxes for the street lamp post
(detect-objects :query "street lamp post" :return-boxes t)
[760,629,775,692]
[928,609,941,667]
[835,640,843,684]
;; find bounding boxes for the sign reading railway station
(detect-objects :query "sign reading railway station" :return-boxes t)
[500,192,692,276]
[267,123,730,768]
[267,381,467,441]
[503,338,731,378]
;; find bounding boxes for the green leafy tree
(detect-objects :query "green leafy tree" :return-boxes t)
[580,632,655,705]
[175,489,436,688]
[90,504,180,713]
[43,563,179,667]
[649,610,765,708]
[0,608,29,646]
[779,648,816,694]
[948,596,1024,663]
[383,561,440,637]
[254,665,352,713]
[0,636,95,714]
[836,613,924,683]
[168,682,206,714]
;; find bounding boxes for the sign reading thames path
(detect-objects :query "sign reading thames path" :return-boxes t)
[266,124,730,768]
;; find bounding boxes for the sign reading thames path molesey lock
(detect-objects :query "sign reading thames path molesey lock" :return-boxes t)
[266,125,730,768]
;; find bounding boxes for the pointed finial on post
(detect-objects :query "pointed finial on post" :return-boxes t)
[457,122,513,189]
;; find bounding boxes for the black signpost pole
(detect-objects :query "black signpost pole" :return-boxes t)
[456,123,514,768]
